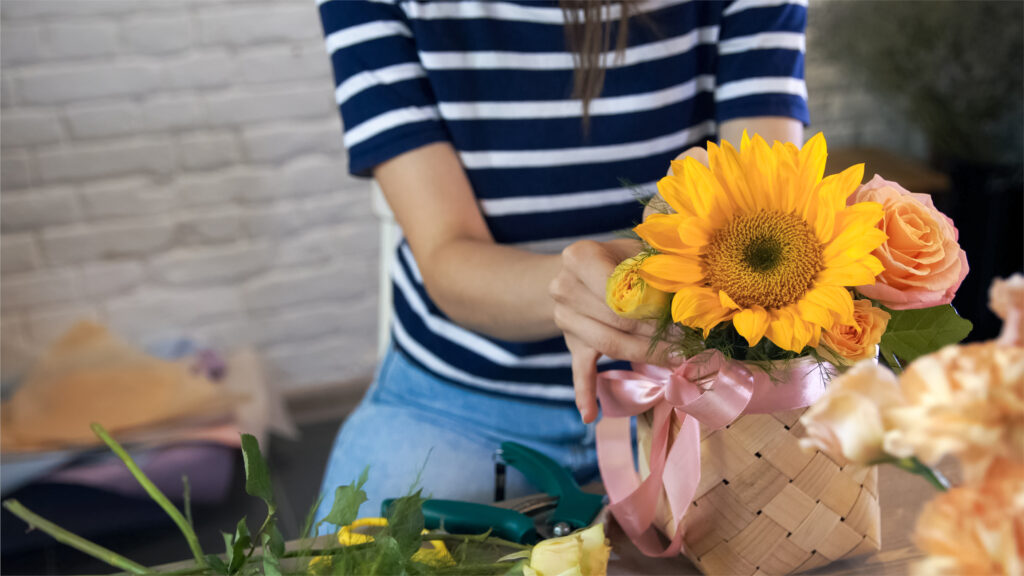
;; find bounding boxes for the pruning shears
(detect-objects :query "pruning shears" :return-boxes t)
[382,442,606,544]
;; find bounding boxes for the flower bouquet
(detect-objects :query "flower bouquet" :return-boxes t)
[599,133,972,575]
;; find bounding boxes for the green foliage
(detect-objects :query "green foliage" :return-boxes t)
[225,518,252,574]
[322,467,369,530]
[382,490,427,559]
[880,305,973,365]
[3,431,531,576]
[240,434,275,511]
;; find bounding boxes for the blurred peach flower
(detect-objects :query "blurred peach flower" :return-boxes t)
[799,360,902,465]
[912,459,1024,576]
[819,299,890,363]
[991,274,1024,347]
[885,343,1024,484]
[851,175,967,310]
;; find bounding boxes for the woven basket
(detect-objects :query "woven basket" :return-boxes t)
[637,406,881,575]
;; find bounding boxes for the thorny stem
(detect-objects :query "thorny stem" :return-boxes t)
[92,423,207,568]
[2,500,149,575]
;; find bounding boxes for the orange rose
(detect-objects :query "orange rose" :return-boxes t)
[912,460,1024,576]
[850,175,968,310]
[819,299,890,362]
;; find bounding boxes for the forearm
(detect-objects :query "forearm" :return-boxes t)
[419,240,562,341]
[421,237,642,342]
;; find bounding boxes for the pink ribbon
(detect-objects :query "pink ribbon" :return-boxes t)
[595,350,830,557]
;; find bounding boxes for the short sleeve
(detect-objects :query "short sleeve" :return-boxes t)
[714,0,810,126]
[319,0,450,177]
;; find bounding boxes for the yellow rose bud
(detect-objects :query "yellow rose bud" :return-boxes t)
[525,524,611,576]
[606,255,671,320]
[819,299,891,362]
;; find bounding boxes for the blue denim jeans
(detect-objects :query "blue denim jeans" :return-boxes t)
[315,345,598,533]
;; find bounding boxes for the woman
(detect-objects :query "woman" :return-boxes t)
[314,0,806,524]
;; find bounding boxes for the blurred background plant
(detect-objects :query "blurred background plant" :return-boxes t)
[814,0,1023,166]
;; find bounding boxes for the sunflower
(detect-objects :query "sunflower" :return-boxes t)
[635,133,887,353]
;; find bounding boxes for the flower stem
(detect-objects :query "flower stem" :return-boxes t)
[2,500,149,574]
[91,423,207,567]
[895,456,950,491]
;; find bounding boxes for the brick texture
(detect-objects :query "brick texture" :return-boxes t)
[1,0,922,395]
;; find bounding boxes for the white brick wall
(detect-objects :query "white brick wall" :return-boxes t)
[1,0,377,394]
[1,0,923,396]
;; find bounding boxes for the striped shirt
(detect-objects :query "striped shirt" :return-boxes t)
[318,0,809,400]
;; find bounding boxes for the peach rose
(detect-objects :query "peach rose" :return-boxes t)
[851,175,968,310]
[799,360,903,465]
[990,274,1024,347]
[912,460,1024,576]
[884,342,1024,484]
[819,299,891,363]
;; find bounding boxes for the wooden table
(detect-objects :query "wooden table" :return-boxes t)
[608,458,961,575]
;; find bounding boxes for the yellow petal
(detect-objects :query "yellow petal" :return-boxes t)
[677,217,713,248]
[633,214,687,254]
[817,258,885,287]
[809,164,865,243]
[638,254,704,292]
[796,297,836,330]
[708,140,756,213]
[719,290,740,310]
[671,286,731,335]
[804,285,855,326]
[732,306,769,346]
[655,175,697,218]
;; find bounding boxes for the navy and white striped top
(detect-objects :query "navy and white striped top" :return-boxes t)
[318,0,809,400]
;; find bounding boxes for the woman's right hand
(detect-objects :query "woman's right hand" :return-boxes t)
[549,238,670,423]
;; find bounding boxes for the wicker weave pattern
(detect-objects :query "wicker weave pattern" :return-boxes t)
[638,407,881,575]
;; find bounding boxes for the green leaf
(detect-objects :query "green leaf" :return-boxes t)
[227,518,251,574]
[880,305,973,364]
[367,535,405,576]
[205,554,230,575]
[384,490,426,561]
[262,527,285,576]
[240,434,275,510]
[323,467,369,528]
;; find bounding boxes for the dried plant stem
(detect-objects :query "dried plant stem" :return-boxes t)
[2,500,149,575]
[91,423,207,568]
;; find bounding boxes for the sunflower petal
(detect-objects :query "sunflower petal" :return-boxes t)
[677,217,713,248]
[803,285,855,326]
[671,286,731,335]
[638,254,704,292]
[796,297,835,330]
[732,306,769,346]
[634,214,688,254]
[817,258,885,287]
[656,175,697,218]
[719,290,740,310]
[709,141,756,213]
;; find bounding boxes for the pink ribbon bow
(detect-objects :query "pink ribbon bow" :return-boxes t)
[595,350,829,557]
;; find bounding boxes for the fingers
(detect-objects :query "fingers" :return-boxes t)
[558,304,664,366]
[568,340,600,423]
[560,240,618,298]
[550,272,656,337]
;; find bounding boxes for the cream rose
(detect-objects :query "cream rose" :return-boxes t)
[523,524,611,576]
[850,175,968,310]
[990,274,1024,347]
[799,360,903,465]
[819,299,891,362]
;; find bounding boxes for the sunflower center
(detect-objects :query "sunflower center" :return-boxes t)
[704,210,824,309]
